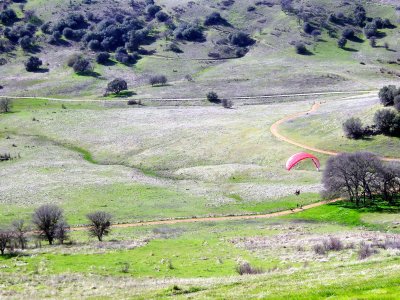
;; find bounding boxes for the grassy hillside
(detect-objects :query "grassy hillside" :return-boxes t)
[1,0,400,99]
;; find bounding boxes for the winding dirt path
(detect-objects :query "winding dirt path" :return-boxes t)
[70,198,341,231]
[270,100,400,162]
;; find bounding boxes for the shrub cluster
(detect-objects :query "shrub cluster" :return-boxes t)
[174,22,204,42]
[0,205,113,256]
[149,75,167,86]
[25,56,42,72]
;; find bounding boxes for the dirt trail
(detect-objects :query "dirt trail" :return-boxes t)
[0,90,374,103]
[70,198,341,231]
[270,100,400,162]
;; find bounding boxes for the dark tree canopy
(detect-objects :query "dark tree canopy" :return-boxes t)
[343,117,364,139]
[174,23,204,42]
[96,52,110,64]
[295,42,307,54]
[228,32,255,47]
[207,91,220,103]
[373,109,400,136]
[107,78,128,94]
[0,9,18,26]
[72,57,92,74]
[204,12,227,26]
[379,85,399,106]
[25,56,42,72]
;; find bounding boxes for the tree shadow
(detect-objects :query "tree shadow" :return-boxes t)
[298,49,314,56]
[348,36,364,43]
[375,31,387,39]
[77,71,101,78]
[32,68,49,73]
[26,45,42,54]
[151,83,172,87]
[100,60,116,66]
[342,47,358,52]
[112,91,136,98]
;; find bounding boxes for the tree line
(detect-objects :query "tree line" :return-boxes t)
[0,205,112,256]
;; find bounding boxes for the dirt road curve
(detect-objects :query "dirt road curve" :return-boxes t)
[270,101,400,162]
[71,198,341,231]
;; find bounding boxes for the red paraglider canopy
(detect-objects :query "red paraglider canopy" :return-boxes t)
[286,152,320,171]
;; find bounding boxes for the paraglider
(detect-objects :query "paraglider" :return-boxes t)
[286,152,320,171]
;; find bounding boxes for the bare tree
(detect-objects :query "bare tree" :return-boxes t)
[322,152,381,206]
[374,163,400,205]
[12,219,29,250]
[86,211,112,241]
[55,220,70,244]
[149,75,167,86]
[32,205,64,245]
[0,230,13,255]
[0,98,12,113]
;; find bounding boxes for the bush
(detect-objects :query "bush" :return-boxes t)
[303,22,313,34]
[0,98,12,113]
[146,5,162,18]
[204,12,227,26]
[107,78,128,94]
[207,91,220,103]
[228,32,255,47]
[313,244,326,255]
[72,57,92,74]
[96,52,110,64]
[0,9,18,26]
[373,109,398,135]
[67,54,81,67]
[25,56,42,72]
[174,23,204,42]
[295,42,307,54]
[342,28,355,39]
[88,40,101,51]
[222,99,233,109]
[364,23,377,39]
[323,237,344,251]
[62,27,74,39]
[86,211,112,241]
[379,85,398,106]
[343,117,364,139]
[149,75,167,86]
[32,204,65,245]
[166,43,182,53]
[155,11,169,22]
[236,262,264,275]
[358,242,377,260]
[337,37,347,49]
[19,36,33,51]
